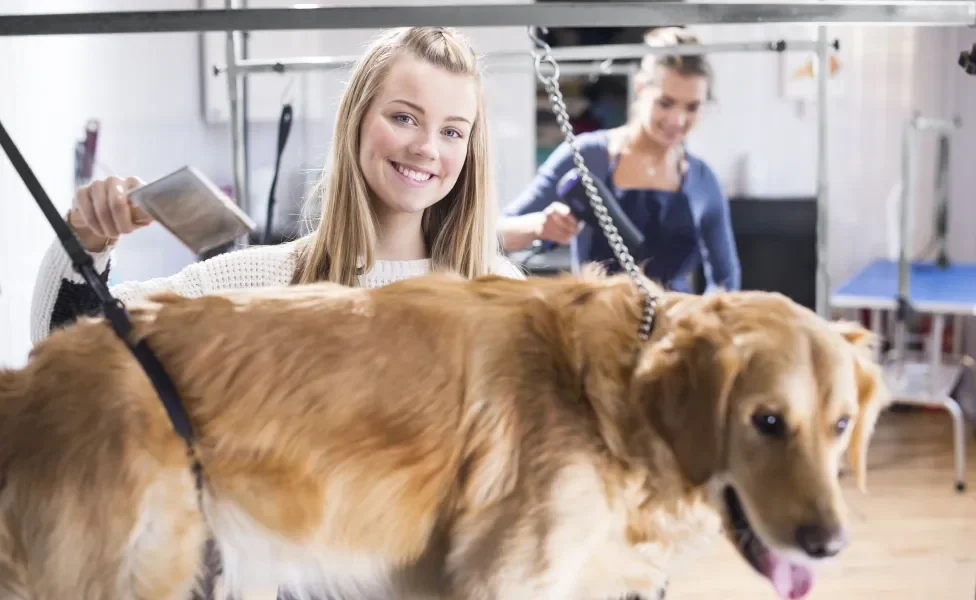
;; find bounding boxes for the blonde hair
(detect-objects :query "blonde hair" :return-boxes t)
[292,27,500,286]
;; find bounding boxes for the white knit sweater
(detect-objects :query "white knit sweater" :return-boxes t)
[30,237,525,344]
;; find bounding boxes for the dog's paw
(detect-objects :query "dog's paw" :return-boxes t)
[618,577,669,600]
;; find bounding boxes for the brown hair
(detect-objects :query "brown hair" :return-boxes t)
[637,27,714,99]
[291,27,503,287]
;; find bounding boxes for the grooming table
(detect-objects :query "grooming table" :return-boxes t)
[832,259,972,491]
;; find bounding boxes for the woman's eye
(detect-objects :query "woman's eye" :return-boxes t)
[393,114,415,126]
[834,416,851,436]
[443,128,463,139]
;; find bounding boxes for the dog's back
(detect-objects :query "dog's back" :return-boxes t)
[0,276,560,599]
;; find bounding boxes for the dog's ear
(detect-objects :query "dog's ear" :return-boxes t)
[829,320,880,359]
[635,311,745,486]
[830,321,890,492]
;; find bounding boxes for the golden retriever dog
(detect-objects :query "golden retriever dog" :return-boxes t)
[0,268,888,600]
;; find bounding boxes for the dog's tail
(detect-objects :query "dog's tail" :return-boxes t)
[0,368,30,599]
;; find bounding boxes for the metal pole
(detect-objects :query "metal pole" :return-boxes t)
[212,38,829,76]
[224,0,249,223]
[815,25,830,318]
[913,115,962,133]
[548,63,640,77]
[549,39,819,61]
[935,130,950,268]
[218,54,360,75]
[892,114,962,361]
[912,115,960,269]
[896,113,918,368]
[3,2,975,36]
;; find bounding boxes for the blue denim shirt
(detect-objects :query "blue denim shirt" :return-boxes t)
[505,130,741,293]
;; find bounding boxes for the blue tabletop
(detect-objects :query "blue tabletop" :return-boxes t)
[832,259,976,312]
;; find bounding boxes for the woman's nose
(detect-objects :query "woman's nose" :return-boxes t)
[408,130,438,161]
[666,111,688,128]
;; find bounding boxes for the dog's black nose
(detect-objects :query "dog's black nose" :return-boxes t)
[795,524,847,558]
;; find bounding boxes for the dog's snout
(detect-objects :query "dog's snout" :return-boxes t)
[795,524,847,558]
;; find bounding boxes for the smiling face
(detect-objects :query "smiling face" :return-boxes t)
[633,65,708,149]
[637,294,888,600]
[358,52,478,219]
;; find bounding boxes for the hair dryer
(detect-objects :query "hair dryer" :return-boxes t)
[556,168,645,253]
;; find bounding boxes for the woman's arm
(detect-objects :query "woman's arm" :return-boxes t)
[499,135,608,252]
[497,213,546,254]
[30,239,206,344]
[30,238,299,344]
[698,167,742,292]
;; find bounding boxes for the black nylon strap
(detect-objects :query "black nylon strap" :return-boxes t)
[0,119,196,446]
[264,102,293,244]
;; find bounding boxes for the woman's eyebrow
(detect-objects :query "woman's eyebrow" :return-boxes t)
[390,99,471,125]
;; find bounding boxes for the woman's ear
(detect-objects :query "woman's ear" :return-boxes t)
[635,313,744,486]
[632,77,647,100]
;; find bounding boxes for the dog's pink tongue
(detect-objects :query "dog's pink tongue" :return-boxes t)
[762,553,815,600]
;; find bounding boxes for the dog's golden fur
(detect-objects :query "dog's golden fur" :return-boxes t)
[0,268,888,600]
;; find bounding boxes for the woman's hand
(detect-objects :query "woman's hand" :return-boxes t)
[68,176,153,251]
[537,202,580,245]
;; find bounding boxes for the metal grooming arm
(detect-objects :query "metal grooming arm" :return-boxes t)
[894,114,962,369]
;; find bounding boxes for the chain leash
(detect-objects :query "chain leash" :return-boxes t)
[528,27,657,341]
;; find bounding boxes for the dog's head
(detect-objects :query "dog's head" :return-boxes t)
[631,292,889,600]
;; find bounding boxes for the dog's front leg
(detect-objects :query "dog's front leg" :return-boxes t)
[445,515,596,600]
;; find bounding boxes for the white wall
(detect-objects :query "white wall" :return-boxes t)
[1,0,229,370]
[2,5,974,369]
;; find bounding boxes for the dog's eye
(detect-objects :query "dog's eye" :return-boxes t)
[834,416,851,436]
[752,411,786,438]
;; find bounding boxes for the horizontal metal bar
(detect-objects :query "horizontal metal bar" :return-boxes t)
[214,38,827,76]
[911,114,963,132]
[218,55,359,76]
[548,39,824,61]
[556,63,640,77]
[2,2,974,37]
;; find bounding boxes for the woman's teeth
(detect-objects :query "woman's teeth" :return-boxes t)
[393,162,432,182]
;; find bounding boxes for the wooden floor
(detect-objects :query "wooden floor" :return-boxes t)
[667,410,976,600]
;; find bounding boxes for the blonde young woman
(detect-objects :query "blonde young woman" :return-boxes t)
[30,27,523,342]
